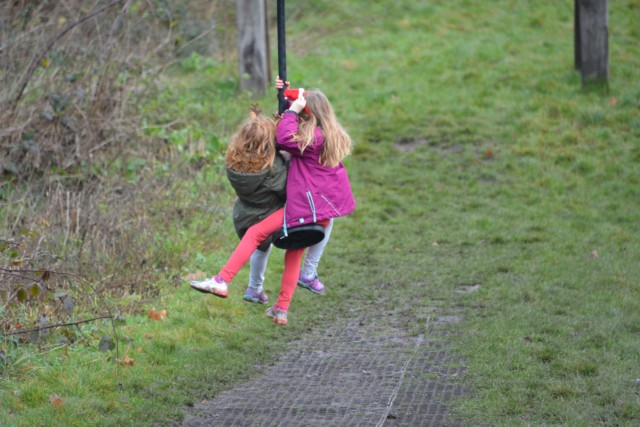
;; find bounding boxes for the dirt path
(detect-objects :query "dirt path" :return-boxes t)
[180,300,468,426]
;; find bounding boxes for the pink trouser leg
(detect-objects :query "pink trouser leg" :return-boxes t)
[276,219,330,311]
[218,208,285,283]
[275,248,305,310]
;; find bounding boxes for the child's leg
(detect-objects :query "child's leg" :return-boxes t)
[275,248,306,310]
[300,218,334,279]
[248,246,272,292]
[218,208,284,283]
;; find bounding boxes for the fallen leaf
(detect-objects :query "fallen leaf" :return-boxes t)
[341,60,356,71]
[590,250,599,259]
[49,393,63,407]
[608,97,617,106]
[485,148,494,157]
[118,355,134,366]
[148,308,167,321]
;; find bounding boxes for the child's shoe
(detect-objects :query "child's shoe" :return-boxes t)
[297,275,325,294]
[243,288,268,304]
[189,276,229,298]
[265,305,288,325]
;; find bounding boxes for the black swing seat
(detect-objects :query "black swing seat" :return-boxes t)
[271,224,325,250]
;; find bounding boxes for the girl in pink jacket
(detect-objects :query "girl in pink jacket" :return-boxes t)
[190,86,355,325]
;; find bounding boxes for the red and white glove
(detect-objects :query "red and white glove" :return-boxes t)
[288,88,306,114]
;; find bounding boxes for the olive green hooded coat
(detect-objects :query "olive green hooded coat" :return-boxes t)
[226,154,288,251]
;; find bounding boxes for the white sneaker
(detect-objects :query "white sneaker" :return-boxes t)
[189,276,229,298]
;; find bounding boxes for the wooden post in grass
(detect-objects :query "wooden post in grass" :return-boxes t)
[575,0,609,85]
[236,0,271,96]
[574,0,581,70]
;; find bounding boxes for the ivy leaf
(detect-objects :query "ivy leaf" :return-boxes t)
[16,288,28,302]
[62,295,76,314]
[98,335,115,352]
[29,284,41,297]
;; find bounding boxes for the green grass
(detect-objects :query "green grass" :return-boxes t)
[2,0,640,425]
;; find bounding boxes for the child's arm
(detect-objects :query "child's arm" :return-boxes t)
[276,88,306,155]
[276,112,301,154]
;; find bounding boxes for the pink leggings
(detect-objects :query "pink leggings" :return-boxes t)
[218,208,328,310]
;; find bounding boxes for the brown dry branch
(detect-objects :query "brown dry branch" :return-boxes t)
[101,0,134,63]
[2,315,112,336]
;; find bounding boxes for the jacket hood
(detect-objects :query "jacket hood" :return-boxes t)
[226,167,270,199]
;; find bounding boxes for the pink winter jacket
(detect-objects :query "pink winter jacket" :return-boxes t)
[276,111,355,231]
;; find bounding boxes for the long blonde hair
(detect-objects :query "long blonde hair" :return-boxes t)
[295,90,351,168]
[226,114,276,173]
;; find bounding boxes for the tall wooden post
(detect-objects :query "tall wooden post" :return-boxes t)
[575,0,609,85]
[574,0,581,70]
[236,0,270,96]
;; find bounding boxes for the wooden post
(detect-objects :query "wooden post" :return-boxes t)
[574,0,581,70]
[236,0,270,96]
[576,0,609,85]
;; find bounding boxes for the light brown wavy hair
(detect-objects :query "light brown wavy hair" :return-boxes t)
[225,114,276,173]
[294,90,352,168]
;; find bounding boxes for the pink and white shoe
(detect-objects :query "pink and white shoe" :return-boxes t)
[265,305,288,325]
[189,276,229,298]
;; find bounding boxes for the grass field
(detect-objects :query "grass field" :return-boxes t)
[1,0,639,425]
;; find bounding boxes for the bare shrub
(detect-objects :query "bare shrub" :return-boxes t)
[0,0,236,342]
[1,0,233,179]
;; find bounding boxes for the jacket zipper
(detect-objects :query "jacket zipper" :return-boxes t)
[306,190,317,222]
